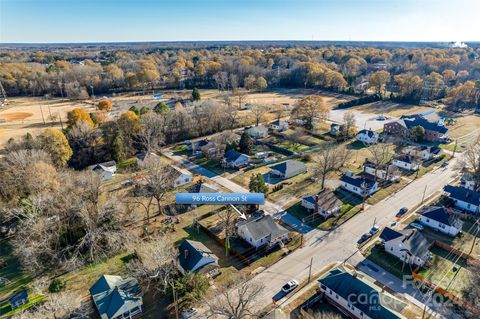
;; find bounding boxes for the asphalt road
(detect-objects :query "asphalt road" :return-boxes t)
[241,157,459,313]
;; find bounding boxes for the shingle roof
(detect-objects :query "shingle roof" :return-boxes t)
[270,160,306,176]
[444,185,480,206]
[237,213,289,242]
[421,206,457,226]
[319,269,405,319]
[400,115,448,134]
[178,240,218,272]
[394,154,417,164]
[224,149,248,162]
[379,227,403,242]
[399,229,431,261]
[358,129,376,138]
[303,189,342,212]
[90,275,143,319]
[340,174,377,189]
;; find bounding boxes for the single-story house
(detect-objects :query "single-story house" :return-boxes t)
[236,211,289,249]
[340,172,378,197]
[177,239,219,274]
[246,125,269,138]
[270,119,289,131]
[419,206,463,236]
[223,149,250,168]
[383,111,449,142]
[401,146,440,161]
[392,155,419,171]
[379,227,431,267]
[136,152,160,166]
[363,160,400,182]
[269,160,307,179]
[90,275,143,319]
[8,290,29,309]
[356,129,379,144]
[171,165,193,188]
[302,189,342,218]
[318,267,406,319]
[444,185,480,214]
[89,161,117,180]
[186,139,210,152]
[330,123,345,136]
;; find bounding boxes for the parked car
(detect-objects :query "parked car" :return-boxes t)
[181,308,197,319]
[369,225,380,235]
[441,161,449,168]
[281,280,299,294]
[396,207,408,218]
[410,223,424,231]
[357,233,372,245]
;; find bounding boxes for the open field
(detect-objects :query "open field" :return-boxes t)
[352,101,432,117]
[0,88,352,148]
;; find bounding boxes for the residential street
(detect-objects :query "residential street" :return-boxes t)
[236,158,459,315]
[165,148,460,317]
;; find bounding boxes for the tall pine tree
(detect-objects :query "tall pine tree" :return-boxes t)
[239,131,254,155]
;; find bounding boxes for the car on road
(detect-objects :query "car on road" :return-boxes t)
[181,308,197,319]
[281,280,299,294]
[357,233,372,245]
[410,223,424,230]
[369,225,380,235]
[396,207,408,218]
[441,161,449,168]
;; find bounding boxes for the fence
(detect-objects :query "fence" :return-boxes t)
[432,240,479,265]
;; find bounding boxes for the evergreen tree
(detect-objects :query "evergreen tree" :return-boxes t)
[249,173,268,196]
[112,132,126,162]
[191,88,201,101]
[239,131,254,155]
[154,101,169,114]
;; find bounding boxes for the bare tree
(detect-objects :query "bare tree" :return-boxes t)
[342,111,357,138]
[137,157,176,220]
[456,136,480,189]
[366,143,394,182]
[205,275,265,319]
[218,206,238,256]
[251,104,268,126]
[312,145,350,189]
[138,112,165,153]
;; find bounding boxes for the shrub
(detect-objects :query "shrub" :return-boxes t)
[48,278,66,293]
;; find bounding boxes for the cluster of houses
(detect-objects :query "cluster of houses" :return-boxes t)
[89,209,290,319]
[378,205,464,268]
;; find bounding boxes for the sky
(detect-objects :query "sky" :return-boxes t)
[0,0,479,43]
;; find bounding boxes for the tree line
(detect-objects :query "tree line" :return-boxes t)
[1,45,480,108]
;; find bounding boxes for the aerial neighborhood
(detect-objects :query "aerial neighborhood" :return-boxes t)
[1,27,480,319]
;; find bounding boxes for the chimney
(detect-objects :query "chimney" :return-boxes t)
[184,249,189,259]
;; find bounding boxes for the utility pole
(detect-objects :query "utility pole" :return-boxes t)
[421,185,427,205]
[308,257,313,283]
[39,105,46,125]
[452,139,458,159]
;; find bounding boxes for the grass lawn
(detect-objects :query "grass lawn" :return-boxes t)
[366,179,409,205]
[417,246,471,298]
[276,139,309,152]
[364,244,415,279]
[231,166,271,188]
[195,157,236,175]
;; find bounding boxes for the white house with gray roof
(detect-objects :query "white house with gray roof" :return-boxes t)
[236,211,289,249]
[247,125,269,138]
[356,129,379,144]
[302,189,342,218]
[419,206,463,236]
[379,227,431,267]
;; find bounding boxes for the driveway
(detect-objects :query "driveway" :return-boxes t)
[273,211,314,234]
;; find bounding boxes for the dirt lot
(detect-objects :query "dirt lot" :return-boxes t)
[0,89,351,148]
[0,98,96,146]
